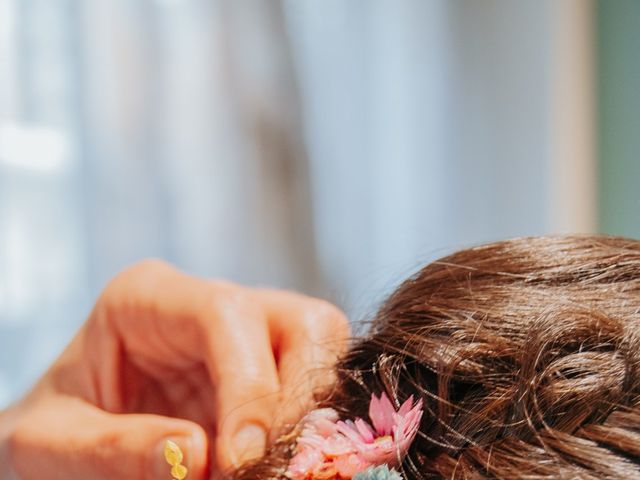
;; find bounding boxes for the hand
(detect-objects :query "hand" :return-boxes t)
[0,260,349,479]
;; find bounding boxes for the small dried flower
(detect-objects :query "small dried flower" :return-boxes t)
[353,465,403,480]
[286,393,423,479]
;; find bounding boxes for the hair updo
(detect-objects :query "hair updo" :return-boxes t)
[231,236,640,479]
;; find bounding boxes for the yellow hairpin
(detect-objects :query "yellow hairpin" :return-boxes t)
[164,440,188,480]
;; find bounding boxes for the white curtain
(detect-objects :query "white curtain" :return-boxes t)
[0,0,595,405]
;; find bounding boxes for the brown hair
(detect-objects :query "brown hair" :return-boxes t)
[232,236,640,479]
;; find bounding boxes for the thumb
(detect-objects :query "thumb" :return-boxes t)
[9,396,208,480]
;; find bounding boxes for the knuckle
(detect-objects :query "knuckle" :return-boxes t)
[123,258,173,280]
[102,258,172,296]
[309,300,350,337]
[94,259,178,328]
[204,282,259,325]
[203,284,234,318]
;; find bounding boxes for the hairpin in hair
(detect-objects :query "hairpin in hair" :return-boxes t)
[286,392,423,479]
[165,440,188,480]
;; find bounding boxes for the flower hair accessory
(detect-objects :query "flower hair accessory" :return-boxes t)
[286,392,423,479]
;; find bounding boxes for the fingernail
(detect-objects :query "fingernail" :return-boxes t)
[153,436,193,479]
[231,423,267,465]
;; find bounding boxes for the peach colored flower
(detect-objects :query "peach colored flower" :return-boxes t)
[286,393,423,480]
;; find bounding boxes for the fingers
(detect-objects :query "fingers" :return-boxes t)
[201,285,282,470]
[91,261,284,469]
[255,289,351,429]
[201,287,350,470]
[90,259,350,473]
[87,260,228,410]
[8,396,208,480]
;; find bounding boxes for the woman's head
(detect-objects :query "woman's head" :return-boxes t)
[233,236,640,479]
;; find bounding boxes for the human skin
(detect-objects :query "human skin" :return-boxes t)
[0,260,349,479]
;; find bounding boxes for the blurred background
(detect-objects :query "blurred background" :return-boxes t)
[0,0,638,406]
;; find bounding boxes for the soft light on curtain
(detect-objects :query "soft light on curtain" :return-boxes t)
[0,0,595,406]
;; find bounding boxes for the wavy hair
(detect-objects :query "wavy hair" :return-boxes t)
[230,236,640,479]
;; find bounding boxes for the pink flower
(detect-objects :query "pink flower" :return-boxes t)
[286,393,423,480]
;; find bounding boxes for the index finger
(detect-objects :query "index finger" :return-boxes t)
[252,289,351,430]
[85,261,308,469]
